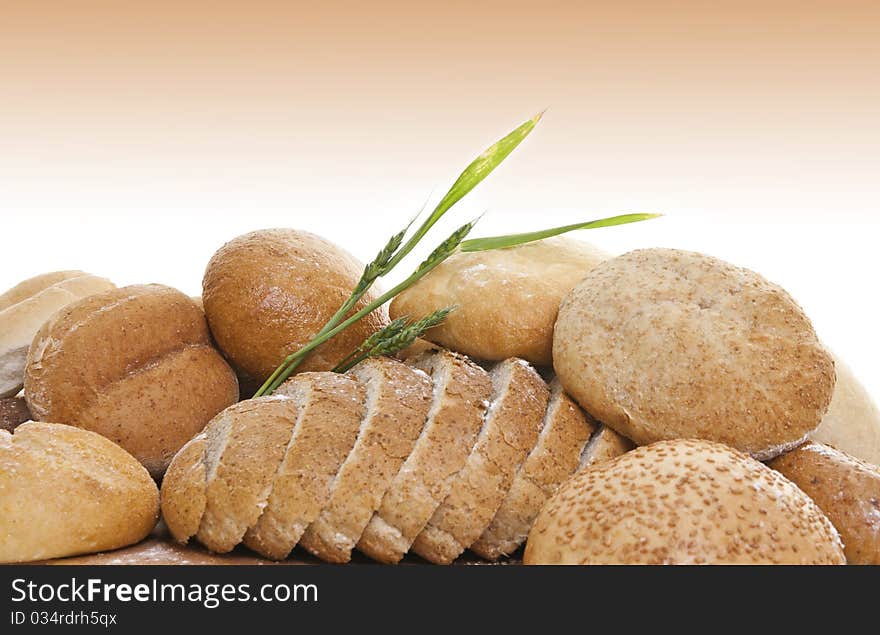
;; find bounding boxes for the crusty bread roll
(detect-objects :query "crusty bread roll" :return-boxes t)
[0,422,159,563]
[357,351,492,563]
[769,441,880,564]
[298,357,432,563]
[24,284,239,477]
[161,433,207,544]
[0,396,31,433]
[524,439,845,565]
[554,249,835,460]
[811,354,880,467]
[390,237,608,365]
[412,358,548,564]
[243,373,365,559]
[0,271,115,398]
[471,379,595,560]
[202,229,389,381]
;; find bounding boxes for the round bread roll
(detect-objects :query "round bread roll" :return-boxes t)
[524,439,845,565]
[553,249,835,460]
[0,421,159,563]
[24,284,239,477]
[390,237,609,365]
[0,271,115,398]
[811,354,880,467]
[769,441,880,564]
[202,229,389,381]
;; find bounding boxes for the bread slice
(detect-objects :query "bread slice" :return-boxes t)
[471,378,595,560]
[411,358,548,564]
[577,423,634,471]
[297,357,432,562]
[356,350,491,563]
[196,397,299,553]
[160,433,208,545]
[243,373,365,560]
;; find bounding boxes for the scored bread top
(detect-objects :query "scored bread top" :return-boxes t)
[196,397,299,553]
[357,350,492,564]
[297,357,433,563]
[161,433,208,545]
[471,378,595,560]
[524,438,845,565]
[411,358,549,564]
[243,373,365,560]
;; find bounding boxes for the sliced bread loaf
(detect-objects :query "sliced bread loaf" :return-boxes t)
[357,350,491,563]
[196,397,299,553]
[243,373,365,560]
[161,432,208,544]
[470,378,595,560]
[411,358,548,564]
[297,357,432,562]
[577,423,634,470]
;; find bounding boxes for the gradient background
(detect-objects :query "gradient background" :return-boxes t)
[2,1,878,397]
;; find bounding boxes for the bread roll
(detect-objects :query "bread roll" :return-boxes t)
[811,354,880,467]
[161,433,208,544]
[24,284,239,477]
[0,422,158,563]
[390,237,608,365]
[412,358,548,564]
[0,271,115,398]
[202,229,389,381]
[769,442,880,564]
[524,439,845,565]
[554,249,835,460]
[0,396,31,433]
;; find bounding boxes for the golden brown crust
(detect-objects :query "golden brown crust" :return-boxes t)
[0,422,159,563]
[472,380,595,560]
[0,396,31,433]
[812,353,880,466]
[298,358,432,563]
[769,441,880,565]
[390,237,608,365]
[412,358,548,564]
[524,439,845,565]
[243,373,365,560]
[202,229,388,380]
[24,284,239,477]
[197,398,299,553]
[553,249,836,460]
[357,351,491,563]
[161,434,207,544]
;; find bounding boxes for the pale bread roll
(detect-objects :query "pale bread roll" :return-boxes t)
[390,237,608,365]
[812,354,880,467]
[769,441,880,565]
[471,379,595,560]
[524,439,845,565]
[412,358,548,564]
[25,284,239,477]
[0,271,115,398]
[554,249,835,460]
[0,422,158,563]
[357,351,491,563]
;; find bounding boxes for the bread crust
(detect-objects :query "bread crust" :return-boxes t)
[769,441,880,564]
[24,284,239,477]
[524,439,845,565]
[298,357,432,563]
[357,351,491,563]
[391,237,608,365]
[202,229,388,380]
[161,433,208,544]
[243,373,365,560]
[0,422,159,563]
[553,249,835,460]
[412,358,548,564]
[472,379,595,560]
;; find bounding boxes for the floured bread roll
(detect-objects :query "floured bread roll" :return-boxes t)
[0,271,115,398]
[811,354,880,467]
[554,249,835,460]
[0,422,159,563]
[390,237,609,365]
